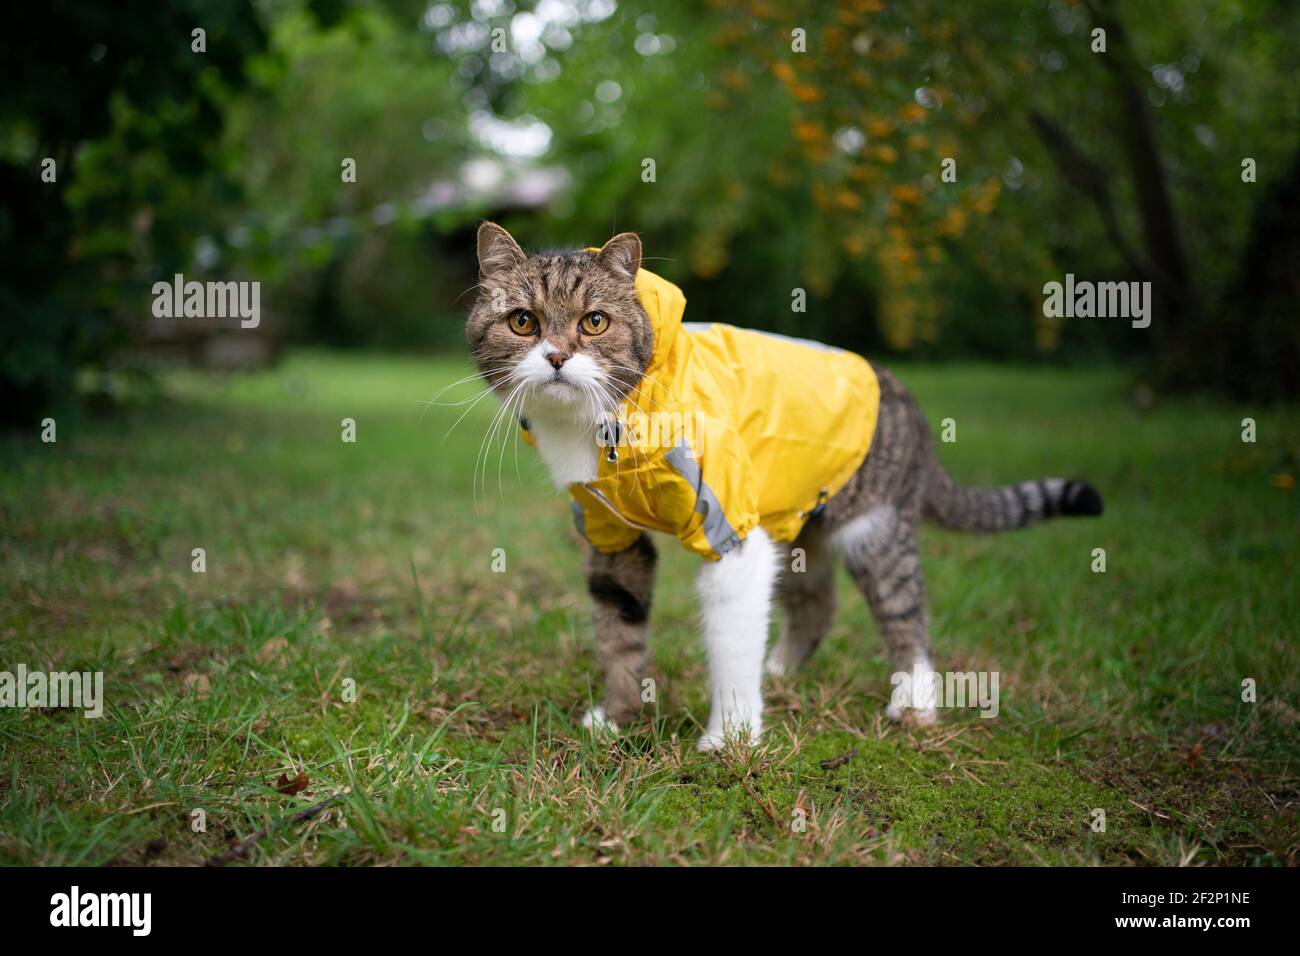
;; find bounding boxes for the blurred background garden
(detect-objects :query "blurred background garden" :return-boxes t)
[3,0,1298,426]
[3,0,1299,866]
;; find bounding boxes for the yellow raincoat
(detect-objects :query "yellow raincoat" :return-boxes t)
[525,265,880,560]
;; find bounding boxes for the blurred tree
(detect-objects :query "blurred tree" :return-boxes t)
[219,3,473,348]
[0,1,268,426]
[4,0,1294,409]
[491,0,1297,394]
[693,0,1299,395]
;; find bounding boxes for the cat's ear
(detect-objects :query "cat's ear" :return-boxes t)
[476,222,526,279]
[595,232,642,281]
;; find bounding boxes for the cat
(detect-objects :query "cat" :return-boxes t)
[465,222,1103,751]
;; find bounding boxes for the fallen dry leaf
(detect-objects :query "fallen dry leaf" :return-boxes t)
[256,636,290,666]
[274,770,309,796]
[1263,698,1300,726]
[181,672,210,700]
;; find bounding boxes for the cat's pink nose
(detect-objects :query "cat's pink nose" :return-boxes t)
[547,351,571,370]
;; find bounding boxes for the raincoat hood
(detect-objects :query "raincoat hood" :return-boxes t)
[634,263,687,379]
[617,260,688,420]
[531,262,880,560]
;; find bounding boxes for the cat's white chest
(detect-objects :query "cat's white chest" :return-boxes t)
[528,414,599,487]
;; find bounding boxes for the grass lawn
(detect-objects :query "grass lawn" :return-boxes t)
[1,350,1297,866]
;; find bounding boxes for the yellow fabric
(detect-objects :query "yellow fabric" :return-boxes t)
[524,263,880,560]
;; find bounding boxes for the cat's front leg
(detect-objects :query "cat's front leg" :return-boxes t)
[582,534,657,733]
[695,527,779,751]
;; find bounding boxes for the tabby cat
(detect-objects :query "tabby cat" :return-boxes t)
[465,222,1102,751]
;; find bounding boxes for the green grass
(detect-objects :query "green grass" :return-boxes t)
[1,350,1297,866]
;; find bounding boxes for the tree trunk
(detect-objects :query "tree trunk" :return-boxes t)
[1089,0,1202,380]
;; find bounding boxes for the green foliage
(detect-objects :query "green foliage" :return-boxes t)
[0,1,267,426]
[503,0,1299,367]
[4,0,1298,423]
[217,5,473,347]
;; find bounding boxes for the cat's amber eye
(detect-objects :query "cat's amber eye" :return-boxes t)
[579,311,609,335]
[508,309,538,336]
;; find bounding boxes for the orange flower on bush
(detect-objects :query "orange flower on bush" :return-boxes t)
[723,69,751,91]
[794,121,827,144]
[970,177,1001,214]
[690,235,729,278]
[842,232,869,258]
[937,206,968,238]
[890,184,921,204]
[771,61,796,84]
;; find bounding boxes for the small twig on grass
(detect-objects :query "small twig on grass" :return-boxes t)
[1127,798,1172,821]
[819,748,858,770]
[205,795,343,867]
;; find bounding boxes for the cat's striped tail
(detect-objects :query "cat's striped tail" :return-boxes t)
[922,467,1103,532]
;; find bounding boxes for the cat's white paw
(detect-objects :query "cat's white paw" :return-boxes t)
[580,705,619,734]
[763,654,787,679]
[888,656,938,725]
[695,731,727,752]
[696,720,763,752]
[885,702,939,725]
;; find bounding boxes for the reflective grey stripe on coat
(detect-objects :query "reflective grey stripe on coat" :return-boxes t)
[571,499,591,545]
[664,440,741,556]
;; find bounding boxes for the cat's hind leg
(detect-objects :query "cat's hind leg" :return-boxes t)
[835,506,938,724]
[766,525,836,677]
